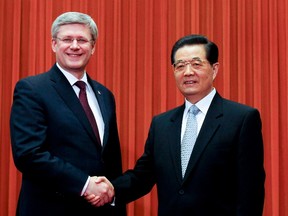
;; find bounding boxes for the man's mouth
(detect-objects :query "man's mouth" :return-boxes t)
[184,80,197,84]
[67,53,82,57]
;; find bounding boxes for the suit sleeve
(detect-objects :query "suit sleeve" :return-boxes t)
[112,118,157,204]
[236,108,265,215]
[10,79,88,195]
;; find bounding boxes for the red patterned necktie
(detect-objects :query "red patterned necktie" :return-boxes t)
[75,81,101,146]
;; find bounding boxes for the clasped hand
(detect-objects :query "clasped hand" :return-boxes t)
[84,176,114,207]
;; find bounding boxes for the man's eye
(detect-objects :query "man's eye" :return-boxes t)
[63,38,73,43]
[192,61,203,67]
[77,39,88,44]
[176,63,185,69]
[192,62,201,66]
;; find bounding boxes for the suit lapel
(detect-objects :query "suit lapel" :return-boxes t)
[87,76,109,147]
[183,93,223,181]
[49,65,99,145]
[169,105,185,184]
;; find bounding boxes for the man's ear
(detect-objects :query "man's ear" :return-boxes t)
[212,62,219,80]
[51,38,57,53]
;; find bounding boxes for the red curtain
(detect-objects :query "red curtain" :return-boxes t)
[1,0,287,215]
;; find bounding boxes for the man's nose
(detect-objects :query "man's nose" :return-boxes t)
[70,39,80,48]
[183,63,195,75]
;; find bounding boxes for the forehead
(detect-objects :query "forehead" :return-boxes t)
[175,44,206,61]
[57,23,91,37]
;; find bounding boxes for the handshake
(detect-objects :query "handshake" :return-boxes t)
[83,176,115,207]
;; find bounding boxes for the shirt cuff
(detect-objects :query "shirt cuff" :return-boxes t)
[81,176,90,196]
[110,196,116,206]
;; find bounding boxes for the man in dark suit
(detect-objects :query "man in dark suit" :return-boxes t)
[10,12,126,216]
[88,34,265,215]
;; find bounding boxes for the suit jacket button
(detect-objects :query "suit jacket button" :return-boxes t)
[55,192,64,197]
[179,189,184,195]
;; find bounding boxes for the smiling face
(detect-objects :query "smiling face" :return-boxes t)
[51,23,95,78]
[173,44,219,104]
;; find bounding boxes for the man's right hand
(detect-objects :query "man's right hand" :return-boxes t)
[84,176,115,207]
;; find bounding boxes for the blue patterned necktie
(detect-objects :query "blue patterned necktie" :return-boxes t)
[181,105,200,178]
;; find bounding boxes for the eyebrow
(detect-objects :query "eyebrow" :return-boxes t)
[175,57,202,63]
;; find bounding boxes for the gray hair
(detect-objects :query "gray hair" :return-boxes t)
[51,12,98,41]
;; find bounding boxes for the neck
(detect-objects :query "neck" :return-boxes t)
[69,71,85,80]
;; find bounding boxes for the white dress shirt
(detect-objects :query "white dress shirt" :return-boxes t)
[181,88,216,142]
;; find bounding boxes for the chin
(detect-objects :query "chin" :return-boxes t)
[183,88,198,95]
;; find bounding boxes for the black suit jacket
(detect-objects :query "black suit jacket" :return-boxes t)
[10,64,126,216]
[113,92,265,216]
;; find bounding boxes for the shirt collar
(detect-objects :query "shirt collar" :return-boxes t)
[56,63,90,90]
[184,88,216,115]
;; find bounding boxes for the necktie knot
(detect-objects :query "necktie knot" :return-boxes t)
[189,105,200,116]
[75,81,86,91]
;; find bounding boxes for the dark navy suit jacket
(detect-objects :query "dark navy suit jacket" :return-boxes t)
[10,64,126,216]
[113,92,265,216]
